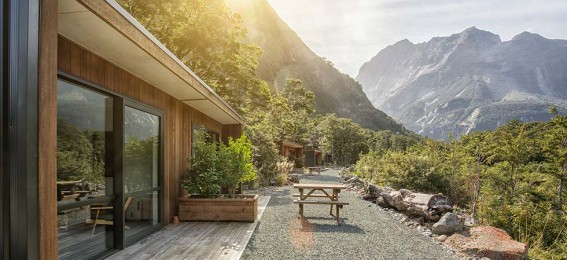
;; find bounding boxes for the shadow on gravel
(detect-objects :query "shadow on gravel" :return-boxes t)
[265,190,293,207]
[300,218,365,234]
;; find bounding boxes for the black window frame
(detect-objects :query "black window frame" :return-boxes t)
[56,71,165,255]
[3,0,41,258]
[122,99,164,247]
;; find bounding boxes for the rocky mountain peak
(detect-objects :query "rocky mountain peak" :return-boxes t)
[456,26,502,47]
[394,39,415,47]
[511,31,546,42]
[357,28,567,139]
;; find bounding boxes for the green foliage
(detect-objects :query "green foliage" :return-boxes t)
[312,114,371,165]
[271,79,315,144]
[221,135,256,197]
[355,142,449,193]
[288,154,304,168]
[354,114,567,259]
[118,0,270,116]
[124,136,158,192]
[184,133,221,198]
[244,117,280,186]
[184,131,256,198]
[57,119,104,184]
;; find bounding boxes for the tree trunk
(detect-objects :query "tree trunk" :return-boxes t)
[403,192,450,220]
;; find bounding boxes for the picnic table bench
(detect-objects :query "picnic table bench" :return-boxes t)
[293,183,349,225]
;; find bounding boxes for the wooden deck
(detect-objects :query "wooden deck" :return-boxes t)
[107,196,270,260]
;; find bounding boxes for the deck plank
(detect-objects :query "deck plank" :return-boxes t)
[107,196,270,260]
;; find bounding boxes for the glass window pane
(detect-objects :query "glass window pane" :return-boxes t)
[125,191,160,238]
[124,106,160,193]
[124,106,161,239]
[56,79,114,259]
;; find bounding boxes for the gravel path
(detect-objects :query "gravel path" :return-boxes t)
[242,169,458,260]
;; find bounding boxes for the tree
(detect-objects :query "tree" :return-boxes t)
[545,106,567,209]
[117,0,270,115]
[271,79,315,144]
[315,115,369,165]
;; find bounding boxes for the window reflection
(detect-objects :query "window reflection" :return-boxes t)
[56,79,114,260]
[124,106,161,238]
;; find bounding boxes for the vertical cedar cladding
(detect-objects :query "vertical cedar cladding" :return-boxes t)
[56,36,230,231]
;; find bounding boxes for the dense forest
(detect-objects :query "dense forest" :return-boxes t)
[115,1,567,258]
[355,110,567,259]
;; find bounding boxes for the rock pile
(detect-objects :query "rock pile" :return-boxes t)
[340,170,528,260]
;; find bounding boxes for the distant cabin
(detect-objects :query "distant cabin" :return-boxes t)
[304,148,323,167]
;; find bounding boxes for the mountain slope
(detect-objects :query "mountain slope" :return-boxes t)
[357,27,567,138]
[225,0,405,133]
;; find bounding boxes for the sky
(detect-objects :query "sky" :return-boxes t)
[266,0,567,77]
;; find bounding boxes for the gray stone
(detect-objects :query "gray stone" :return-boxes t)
[432,213,464,235]
[376,196,388,207]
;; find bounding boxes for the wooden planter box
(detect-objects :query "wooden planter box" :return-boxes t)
[178,194,259,222]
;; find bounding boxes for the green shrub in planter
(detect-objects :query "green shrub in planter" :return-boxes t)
[183,135,221,198]
[183,132,256,198]
[220,135,256,197]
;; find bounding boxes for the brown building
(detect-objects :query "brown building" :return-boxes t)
[304,149,323,167]
[2,0,244,259]
[276,140,304,159]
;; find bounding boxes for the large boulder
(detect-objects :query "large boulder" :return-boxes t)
[445,226,528,260]
[432,213,463,235]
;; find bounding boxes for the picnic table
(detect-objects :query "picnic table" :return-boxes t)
[57,180,90,202]
[307,166,322,174]
[293,183,349,225]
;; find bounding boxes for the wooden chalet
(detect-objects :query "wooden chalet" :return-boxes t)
[1,0,244,258]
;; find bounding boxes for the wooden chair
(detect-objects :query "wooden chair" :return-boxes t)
[88,197,132,235]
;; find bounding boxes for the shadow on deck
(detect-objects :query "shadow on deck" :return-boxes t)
[106,196,270,260]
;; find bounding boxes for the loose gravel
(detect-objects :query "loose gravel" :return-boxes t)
[242,169,458,260]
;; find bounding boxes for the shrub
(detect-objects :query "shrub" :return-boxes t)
[275,159,294,186]
[220,135,256,197]
[183,134,221,198]
[183,132,256,198]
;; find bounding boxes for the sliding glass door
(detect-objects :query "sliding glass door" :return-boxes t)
[123,103,163,243]
[56,79,115,260]
[56,76,163,258]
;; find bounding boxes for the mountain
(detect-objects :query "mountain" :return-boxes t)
[357,27,567,139]
[225,0,405,133]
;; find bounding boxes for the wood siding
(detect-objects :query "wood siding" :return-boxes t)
[39,0,58,259]
[56,35,238,232]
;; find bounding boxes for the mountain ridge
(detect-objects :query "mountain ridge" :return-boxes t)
[357,27,567,138]
[225,0,406,133]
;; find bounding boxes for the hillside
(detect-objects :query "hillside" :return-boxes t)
[357,27,567,139]
[225,0,405,133]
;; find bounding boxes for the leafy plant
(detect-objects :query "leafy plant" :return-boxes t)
[183,131,256,198]
[183,133,221,198]
[220,135,256,197]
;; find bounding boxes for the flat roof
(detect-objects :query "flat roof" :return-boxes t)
[280,140,304,149]
[58,0,244,125]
